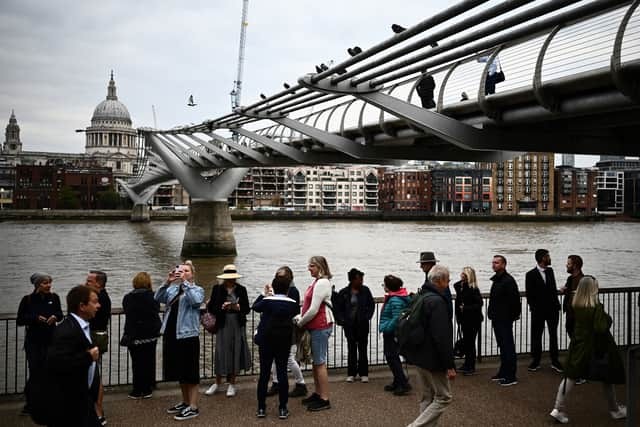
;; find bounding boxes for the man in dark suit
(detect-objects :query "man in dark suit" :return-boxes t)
[525,249,563,373]
[46,285,101,427]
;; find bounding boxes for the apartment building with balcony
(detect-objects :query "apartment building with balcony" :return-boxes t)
[492,152,554,216]
[554,166,598,216]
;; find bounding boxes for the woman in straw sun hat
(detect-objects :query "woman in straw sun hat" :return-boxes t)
[205,264,251,398]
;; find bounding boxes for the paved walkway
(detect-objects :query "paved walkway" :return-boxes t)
[1,357,637,426]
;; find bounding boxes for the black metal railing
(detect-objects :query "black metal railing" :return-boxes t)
[1,286,638,395]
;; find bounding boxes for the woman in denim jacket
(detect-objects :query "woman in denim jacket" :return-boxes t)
[155,260,204,421]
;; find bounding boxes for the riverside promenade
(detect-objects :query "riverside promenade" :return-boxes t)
[1,357,637,427]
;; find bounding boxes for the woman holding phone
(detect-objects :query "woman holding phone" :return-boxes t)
[155,261,204,421]
[205,264,251,398]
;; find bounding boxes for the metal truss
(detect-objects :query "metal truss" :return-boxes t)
[125,0,640,197]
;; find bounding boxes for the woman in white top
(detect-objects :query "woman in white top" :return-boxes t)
[295,256,334,412]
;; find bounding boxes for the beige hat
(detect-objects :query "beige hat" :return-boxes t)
[217,264,242,280]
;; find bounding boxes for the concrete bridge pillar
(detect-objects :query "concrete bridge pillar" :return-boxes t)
[182,201,237,256]
[131,203,151,222]
[147,134,249,257]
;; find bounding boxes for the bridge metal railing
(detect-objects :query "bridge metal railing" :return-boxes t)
[1,286,638,395]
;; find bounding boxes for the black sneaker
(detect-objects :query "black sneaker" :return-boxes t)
[528,363,541,372]
[393,385,410,396]
[289,383,308,397]
[307,399,331,412]
[128,391,143,400]
[266,383,279,397]
[550,362,564,373]
[98,416,107,426]
[463,368,476,376]
[383,383,396,392]
[256,408,266,418]
[142,391,153,399]
[174,407,199,421]
[491,374,505,382]
[301,393,320,406]
[167,402,189,414]
[19,406,30,416]
[278,408,289,419]
[499,378,518,387]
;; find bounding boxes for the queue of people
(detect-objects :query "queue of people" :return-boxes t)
[15,250,629,425]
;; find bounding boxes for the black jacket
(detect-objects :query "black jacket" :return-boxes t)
[122,289,161,341]
[488,271,521,322]
[411,283,455,372]
[252,295,300,348]
[207,283,250,328]
[334,285,375,330]
[46,315,98,427]
[89,289,111,332]
[17,291,63,347]
[453,281,483,325]
[525,266,560,316]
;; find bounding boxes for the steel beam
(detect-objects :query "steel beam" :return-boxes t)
[234,128,321,163]
[207,132,275,165]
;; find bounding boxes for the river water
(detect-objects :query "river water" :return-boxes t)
[1,220,639,313]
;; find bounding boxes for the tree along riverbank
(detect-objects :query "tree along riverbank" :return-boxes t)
[0,209,620,222]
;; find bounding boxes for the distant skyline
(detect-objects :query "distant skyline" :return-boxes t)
[0,1,615,168]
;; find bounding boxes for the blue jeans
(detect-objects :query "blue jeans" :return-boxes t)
[493,320,516,380]
[309,327,332,366]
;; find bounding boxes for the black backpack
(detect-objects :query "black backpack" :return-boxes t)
[396,294,427,361]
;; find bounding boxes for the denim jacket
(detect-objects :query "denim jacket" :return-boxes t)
[155,281,204,339]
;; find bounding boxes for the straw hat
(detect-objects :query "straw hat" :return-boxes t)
[217,264,242,280]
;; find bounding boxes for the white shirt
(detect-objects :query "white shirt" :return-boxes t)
[536,265,547,284]
[70,313,96,389]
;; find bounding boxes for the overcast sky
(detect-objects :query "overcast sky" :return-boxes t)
[0,0,603,167]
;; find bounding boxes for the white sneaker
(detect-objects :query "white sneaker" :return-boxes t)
[226,384,236,397]
[610,405,627,420]
[345,376,355,383]
[549,409,569,424]
[204,383,218,396]
[360,376,369,383]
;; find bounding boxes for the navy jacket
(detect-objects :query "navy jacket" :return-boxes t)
[488,271,521,322]
[89,289,111,332]
[252,294,300,348]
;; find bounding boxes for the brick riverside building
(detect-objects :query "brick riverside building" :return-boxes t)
[378,169,431,211]
[13,165,113,209]
[492,153,554,216]
[554,166,598,216]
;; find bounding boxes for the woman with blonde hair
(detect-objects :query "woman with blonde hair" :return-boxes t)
[155,260,204,421]
[453,266,483,375]
[550,276,626,424]
[122,272,161,399]
[294,256,334,412]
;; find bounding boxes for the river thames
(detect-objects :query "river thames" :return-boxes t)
[1,219,639,313]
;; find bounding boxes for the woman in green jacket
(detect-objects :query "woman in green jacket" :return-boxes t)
[549,276,626,424]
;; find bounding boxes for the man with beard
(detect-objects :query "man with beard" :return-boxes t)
[525,249,562,373]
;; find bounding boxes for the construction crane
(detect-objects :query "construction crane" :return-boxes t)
[230,0,249,110]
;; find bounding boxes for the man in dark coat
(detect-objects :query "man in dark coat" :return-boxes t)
[86,270,110,426]
[488,255,521,386]
[407,264,456,427]
[46,285,101,427]
[525,249,563,373]
[561,255,584,338]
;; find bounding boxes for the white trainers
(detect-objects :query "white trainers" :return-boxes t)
[226,384,236,397]
[549,408,569,424]
[204,383,218,396]
[345,376,355,383]
[360,376,369,383]
[610,405,627,420]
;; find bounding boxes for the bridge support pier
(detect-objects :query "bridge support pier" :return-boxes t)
[181,200,237,257]
[131,204,151,222]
